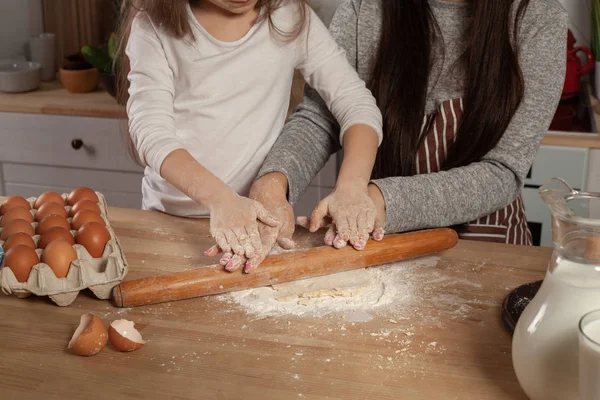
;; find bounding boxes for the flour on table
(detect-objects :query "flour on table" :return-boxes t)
[217,256,440,318]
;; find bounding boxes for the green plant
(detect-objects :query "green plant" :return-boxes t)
[81,33,118,74]
[594,0,600,61]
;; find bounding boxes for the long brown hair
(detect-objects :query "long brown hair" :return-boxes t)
[370,0,530,179]
[116,0,307,104]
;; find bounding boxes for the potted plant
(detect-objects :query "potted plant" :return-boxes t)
[59,52,99,94]
[81,33,118,99]
[594,0,600,99]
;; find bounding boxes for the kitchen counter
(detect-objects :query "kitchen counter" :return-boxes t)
[0,81,126,119]
[0,205,551,399]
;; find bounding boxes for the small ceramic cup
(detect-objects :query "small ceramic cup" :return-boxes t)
[29,33,56,81]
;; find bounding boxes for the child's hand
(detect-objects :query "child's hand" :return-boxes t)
[208,192,278,265]
[308,183,376,250]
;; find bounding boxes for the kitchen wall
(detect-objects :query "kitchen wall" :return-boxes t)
[558,0,591,47]
[307,0,345,26]
[0,0,43,60]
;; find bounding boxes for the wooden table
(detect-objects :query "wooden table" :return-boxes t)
[0,207,551,399]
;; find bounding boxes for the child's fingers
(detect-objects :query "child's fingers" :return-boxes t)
[204,244,220,257]
[219,252,233,266]
[365,209,376,234]
[234,228,254,259]
[335,217,350,242]
[244,253,266,273]
[224,230,244,256]
[324,223,336,246]
[355,212,368,250]
[247,226,263,257]
[214,231,232,254]
[255,203,279,227]
[310,201,328,233]
[333,232,348,249]
[372,219,385,241]
[347,216,360,249]
[225,254,246,272]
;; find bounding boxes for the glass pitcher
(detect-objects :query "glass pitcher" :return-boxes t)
[512,178,600,400]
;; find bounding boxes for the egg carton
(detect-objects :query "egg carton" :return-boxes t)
[0,192,128,306]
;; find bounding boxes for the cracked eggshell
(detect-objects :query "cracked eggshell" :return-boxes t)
[108,319,146,352]
[68,313,108,356]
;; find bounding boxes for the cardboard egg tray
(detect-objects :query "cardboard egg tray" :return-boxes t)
[0,192,128,306]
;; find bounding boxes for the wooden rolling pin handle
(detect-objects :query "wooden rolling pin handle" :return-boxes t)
[112,228,458,308]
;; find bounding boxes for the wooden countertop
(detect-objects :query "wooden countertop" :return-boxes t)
[0,206,550,399]
[0,81,126,119]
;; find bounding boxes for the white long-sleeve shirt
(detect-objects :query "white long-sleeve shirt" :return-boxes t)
[126,2,382,217]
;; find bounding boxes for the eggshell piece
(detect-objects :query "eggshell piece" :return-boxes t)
[38,227,75,249]
[0,196,31,215]
[1,219,34,241]
[76,222,111,258]
[1,207,34,226]
[108,320,146,352]
[5,244,39,282]
[67,187,99,206]
[69,200,101,218]
[68,313,108,356]
[41,240,77,278]
[71,210,104,231]
[35,202,68,222]
[36,215,70,235]
[34,192,64,209]
[4,232,36,251]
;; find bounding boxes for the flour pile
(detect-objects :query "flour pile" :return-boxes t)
[217,256,440,319]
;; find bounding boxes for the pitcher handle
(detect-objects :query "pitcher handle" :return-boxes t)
[539,177,576,195]
[575,46,594,75]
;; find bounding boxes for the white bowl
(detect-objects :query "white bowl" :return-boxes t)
[0,61,42,93]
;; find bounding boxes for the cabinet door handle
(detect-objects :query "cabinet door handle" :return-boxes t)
[71,139,84,150]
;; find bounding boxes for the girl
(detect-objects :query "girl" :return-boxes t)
[252,0,567,248]
[118,0,383,272]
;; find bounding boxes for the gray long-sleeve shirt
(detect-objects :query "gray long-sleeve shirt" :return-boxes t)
[258,0,568,233]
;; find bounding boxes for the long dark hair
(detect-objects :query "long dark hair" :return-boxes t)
[370,0,530,179]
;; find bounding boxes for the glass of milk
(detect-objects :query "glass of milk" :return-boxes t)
[580,309,600,400]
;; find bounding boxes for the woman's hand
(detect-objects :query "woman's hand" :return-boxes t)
[308,183,376,250]
[206,172,295,273]
[208,191,279,262]
[298,183,386,246]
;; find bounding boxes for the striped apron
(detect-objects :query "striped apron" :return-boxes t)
[416,98,532,245]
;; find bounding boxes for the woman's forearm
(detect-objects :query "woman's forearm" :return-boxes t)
[336,124,379,189]
[160,149,234,207]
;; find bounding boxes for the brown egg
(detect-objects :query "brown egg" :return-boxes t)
[1,219,34,241]
[68,313,108,357]
[34,192,64,209]
[35,202,68,222]
[36,215,70,235]
[42,240,77,278]
[5,244,39,282]
[76,222,111,258]
[4,232,36,251]
[1,207,33,226]
[69,199,101,218]
[38,227,75,249]
[108,320,146,352]
[67,187,99,206]
[0,196,31,215]
[71,210,105,231]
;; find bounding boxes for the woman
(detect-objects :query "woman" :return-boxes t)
[248,0,568,262]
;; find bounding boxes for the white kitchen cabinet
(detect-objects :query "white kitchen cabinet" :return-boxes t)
[522,145,598,247]
[0,112,144,209]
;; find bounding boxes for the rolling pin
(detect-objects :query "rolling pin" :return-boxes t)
[112,228,458,308]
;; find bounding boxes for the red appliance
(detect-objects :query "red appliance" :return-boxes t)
[562,29,593,99]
